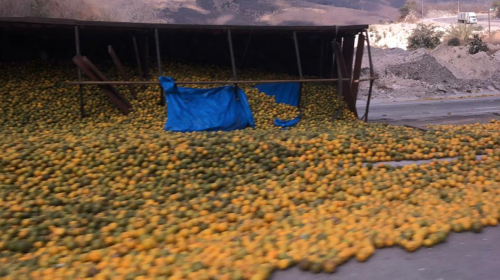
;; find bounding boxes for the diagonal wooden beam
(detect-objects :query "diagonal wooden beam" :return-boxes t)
[132,36,144,79]
[72,55,131,115]
[108,45,137,99]
[82,56,132,109]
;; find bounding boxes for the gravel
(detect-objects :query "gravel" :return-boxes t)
[358,46,499,100]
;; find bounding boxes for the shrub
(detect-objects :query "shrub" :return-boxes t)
[399,1,417,19]
[407,24,444,50]
[447,37,460,46]
[493,1,500,18]
[469,34,488,54]
[446,24,482,44]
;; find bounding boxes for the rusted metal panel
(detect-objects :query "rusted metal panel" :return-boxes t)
[108,45,137,99]
[351,33,365,100]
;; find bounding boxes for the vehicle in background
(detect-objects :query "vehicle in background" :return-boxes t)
[457,12,478,24]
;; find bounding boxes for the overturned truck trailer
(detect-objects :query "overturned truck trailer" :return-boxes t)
[0,17,375,121]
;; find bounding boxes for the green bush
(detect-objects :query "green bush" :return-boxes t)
[469,34,488,54]
[407,24,444,50]
[493,2,500,18]
[447,37,460,46]
[399,1,417,19]
[446,24,481,44]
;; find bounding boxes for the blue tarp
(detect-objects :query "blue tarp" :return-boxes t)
[160,77,255,132]
[254,82,301,128]
[255,82,300,107]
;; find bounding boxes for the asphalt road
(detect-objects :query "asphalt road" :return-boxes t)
[271,97,500,280]
[273,96,500,280]
[357,95,500,126]
[427,14,500,29]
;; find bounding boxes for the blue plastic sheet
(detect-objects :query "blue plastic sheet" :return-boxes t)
[160,77,255,132]
[274,115,300,127]
[254,82,301,128]
[255,82,300,107]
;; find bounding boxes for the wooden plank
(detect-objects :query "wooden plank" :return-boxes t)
[82,56,132,108]
[351,33,365,100]
[132,37,144,79]
[142,35,150,79]
[342,34,356,79]
[72,55,131,115]
[108,45,137,98]
[333,42,358,118]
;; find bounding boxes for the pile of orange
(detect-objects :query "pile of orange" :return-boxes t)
[1,61,500,279]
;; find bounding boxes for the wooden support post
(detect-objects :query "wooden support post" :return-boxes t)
[142,35,150,79]
[75,26,84,119]
[364,30,375,122]
[227,30,239,97]
[351,33,365,101]
[342,34,356,81]
[132,36,144,79]
[155,28,165,105]
[333,42,358,118]
[293,31,304,108]
[108,45,137,99]
[332,34,343,82]
[319,38,325,78]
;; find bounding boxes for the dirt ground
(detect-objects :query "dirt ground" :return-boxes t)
[358,44,500,100]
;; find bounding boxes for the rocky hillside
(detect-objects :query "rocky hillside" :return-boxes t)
[0,0,488,24]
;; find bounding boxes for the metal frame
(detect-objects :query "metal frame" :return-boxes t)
[62,19,378,120]
[68,78,378,86]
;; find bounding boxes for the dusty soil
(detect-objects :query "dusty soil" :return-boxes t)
[432,44,500,80]
[358,45,500,100]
